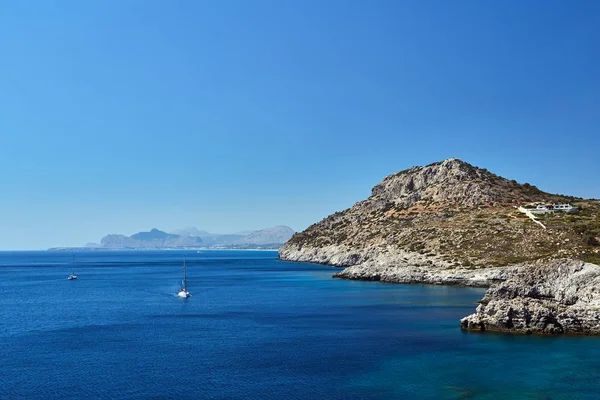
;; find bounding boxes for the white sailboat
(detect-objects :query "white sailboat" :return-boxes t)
[177,256,190,298]
[68,254,78,280]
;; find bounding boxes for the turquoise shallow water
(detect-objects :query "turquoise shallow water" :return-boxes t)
[1,250,599,399]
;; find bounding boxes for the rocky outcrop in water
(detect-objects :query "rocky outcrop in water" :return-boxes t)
[461,259,600,335]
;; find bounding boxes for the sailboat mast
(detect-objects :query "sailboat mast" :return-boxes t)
[183,256,187,290]
[72,254,75,275]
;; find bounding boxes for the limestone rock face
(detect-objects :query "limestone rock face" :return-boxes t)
[279,242,519,287]
[461,259,600,335]
[334,259,519,287]
[369,158,523,209]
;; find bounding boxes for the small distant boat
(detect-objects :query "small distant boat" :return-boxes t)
[68,254,78,280]
[177,256,190,298]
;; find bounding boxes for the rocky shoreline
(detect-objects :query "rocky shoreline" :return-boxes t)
[278,243,519,287]
[333,262,518,288]
[461,259,600,335]
[279,245,600,335]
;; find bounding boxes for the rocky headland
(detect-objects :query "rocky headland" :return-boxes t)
[461,259,600,335]
[279,158,600,334]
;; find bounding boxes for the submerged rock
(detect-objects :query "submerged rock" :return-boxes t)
[461,259,600,335]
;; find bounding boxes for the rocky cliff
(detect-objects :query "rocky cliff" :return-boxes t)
[461,259,600,334]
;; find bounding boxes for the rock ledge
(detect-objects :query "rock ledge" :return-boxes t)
[461,259,600,335]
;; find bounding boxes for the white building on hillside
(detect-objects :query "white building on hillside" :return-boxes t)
[529,203,578,214]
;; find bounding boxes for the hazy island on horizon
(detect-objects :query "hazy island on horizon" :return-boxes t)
[50,225,295,251]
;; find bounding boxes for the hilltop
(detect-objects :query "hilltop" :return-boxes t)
[280,158,600,280]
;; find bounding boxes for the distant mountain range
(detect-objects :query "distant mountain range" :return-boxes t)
[49,226,295,250]
[98,229,204,249]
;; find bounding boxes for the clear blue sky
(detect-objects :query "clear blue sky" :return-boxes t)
[1,0,598,250]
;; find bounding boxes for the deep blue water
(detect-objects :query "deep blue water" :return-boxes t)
[1,251,600,399]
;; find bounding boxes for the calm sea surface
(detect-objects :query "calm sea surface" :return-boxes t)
[1,250,599,399]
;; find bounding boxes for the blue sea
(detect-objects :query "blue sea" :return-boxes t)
[1,250,600,399]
